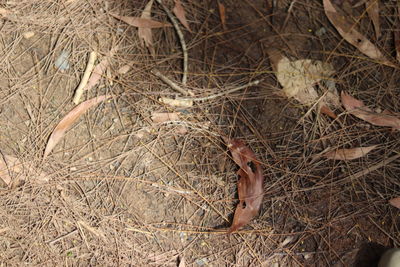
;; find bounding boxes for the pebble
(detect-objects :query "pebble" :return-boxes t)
[22,31,35,39]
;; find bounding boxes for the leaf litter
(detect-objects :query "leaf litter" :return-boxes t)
[224,137,264,233]
[341,92,400,129]
[323,145,377,160]
[366,0,381,39]
[44,95,112,159]
[173,0,191,31]
[323,0,395,67]
[138,0,155,51]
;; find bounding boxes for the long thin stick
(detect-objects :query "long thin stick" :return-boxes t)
[154,0,188,85]
[73,51,97,105]
[151,68,191,95]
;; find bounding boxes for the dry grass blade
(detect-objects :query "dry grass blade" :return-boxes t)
[109,12,171,28]
[389,197,400,209]
[366,0,381,39]
[323,0,394,67]
[224,138,264,233]
[341,92,400,129]
[44,95,111,159]
[173,0,191,31]
[323,145,377,160]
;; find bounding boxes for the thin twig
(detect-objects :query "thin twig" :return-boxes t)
[73,51,97,104]
[46,229,78,245]
[180,80,261,101]
[151,68,192,96]
[154,0,188,85]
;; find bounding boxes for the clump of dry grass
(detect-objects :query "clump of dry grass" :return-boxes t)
[0,0,399,266]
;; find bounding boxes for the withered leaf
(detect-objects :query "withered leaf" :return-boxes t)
[323,145,377,160]
[389,197,400,209]
[138,0,155,49]
[224,137,264,233]
[44,95,111,159]
[173,0,191,31]
[341,92,400,129]
[323,0,394,67]
[109,12,171,29]
[366,0,381,39]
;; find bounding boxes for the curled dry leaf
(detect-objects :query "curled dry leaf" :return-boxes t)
[224,138,264,233]
[341,92,400,129]
[109,12,171,29]
[389,197,400,209]
[366,0,380,39]
[0,154,49,186]
[44,95,111,159]
[173,0,191,31]
[138,0,155,50]
[323,145,377,160]
[323,0,394,67]
[268,48,339,118]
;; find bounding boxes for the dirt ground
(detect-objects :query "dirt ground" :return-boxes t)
[0,0,400,266]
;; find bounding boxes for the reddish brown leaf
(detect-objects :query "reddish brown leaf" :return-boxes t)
[218,2,227,30]
[323,145,377,160]
[389,197,400,209]
[44,95,111,159]
[151,112,180,123]
[323,0,394,67]
[109,12,171,28]
[173,0,191,31]
[224,137,264,233]
[341,92,400,129]
[138,0,155,50]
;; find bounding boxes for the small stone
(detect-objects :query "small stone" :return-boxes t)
[22,31,35,39]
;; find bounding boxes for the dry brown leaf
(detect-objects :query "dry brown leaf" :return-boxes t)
[323,145,377,160]
[268,49,339,117]
[0,154,49,186]
[389,197,400,209]
[366,0,380,39]
[84,46,118,92]
[109,12,171,28]
[323,0,394,67]
[218,2,227,30]
[341,92,400,129]
[173,0,191,31]
[138,0,155,50]
[224,138,264,233]
[151,112,180,123]
[44,95,111,159]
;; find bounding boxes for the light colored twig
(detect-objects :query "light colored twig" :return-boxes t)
[154,0,188,85]
[73,51,97,104]
[46,229,78,245]
[151,68,192,96]
[180,80,261,101]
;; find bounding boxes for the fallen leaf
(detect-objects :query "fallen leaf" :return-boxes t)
[341,92,400,129]
[159,97,193,108]
[109,12,171,28]
[323,0,394,67]
[138,0,155,50]
[0,154,49,186]
[44,95,111,159]
[323,145,377,160]
[366,0,380,39]
[268,49,339,116]
[218,2,227,30]
[224,138,264,233]
[151,112,180,123]
[83,46,118,92]
[389,197,400,209]
[173,0,191,31]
